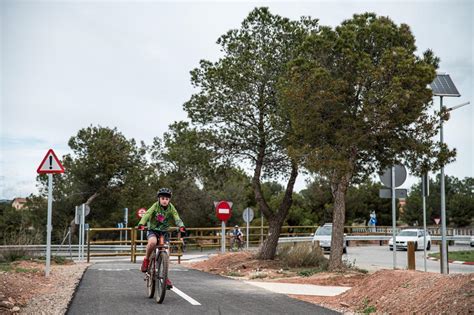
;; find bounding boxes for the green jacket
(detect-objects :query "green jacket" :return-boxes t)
[138,202,184,232]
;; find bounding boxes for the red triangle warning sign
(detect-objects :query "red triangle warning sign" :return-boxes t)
[37,149,65,174]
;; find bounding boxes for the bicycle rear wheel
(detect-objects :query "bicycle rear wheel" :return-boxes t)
[155,251,169,304]
[146,253,156,298]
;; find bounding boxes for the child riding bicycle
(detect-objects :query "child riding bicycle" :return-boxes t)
[137,188,185,289]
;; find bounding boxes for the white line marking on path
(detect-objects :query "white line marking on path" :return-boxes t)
[171,286,201,305]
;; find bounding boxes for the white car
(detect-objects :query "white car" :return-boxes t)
[389,229,431,251]
[312,223,347,254]
[470,236,474,247]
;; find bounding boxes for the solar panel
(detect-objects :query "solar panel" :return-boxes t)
[430,74,460,97]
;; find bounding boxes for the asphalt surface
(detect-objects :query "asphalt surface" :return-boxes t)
[342,244,474,273]
[67,261,339,315]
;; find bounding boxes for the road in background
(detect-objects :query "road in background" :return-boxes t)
[342,244,473,273]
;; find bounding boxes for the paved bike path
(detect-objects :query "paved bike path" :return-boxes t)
[67,261,339,315]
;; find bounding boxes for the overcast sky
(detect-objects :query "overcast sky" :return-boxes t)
[1,0,472,199]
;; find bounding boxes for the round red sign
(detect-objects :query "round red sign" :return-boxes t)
[215,201,232,221]
[136,208,147,219]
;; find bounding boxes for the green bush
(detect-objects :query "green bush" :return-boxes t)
[277,242,328,269]
[0,247,31,263]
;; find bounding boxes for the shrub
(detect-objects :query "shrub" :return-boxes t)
[227,271,244,277]
[249,272,268,279]
[0,247,31,263]
[297,268,324,277]
[276,242,328,269]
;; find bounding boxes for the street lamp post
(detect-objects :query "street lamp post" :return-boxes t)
[439,95,447,274]
[438,100,470,274]
[429,74,470,274]
[430,74,471,274]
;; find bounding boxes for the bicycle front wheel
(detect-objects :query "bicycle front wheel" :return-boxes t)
[146,253,156,298]
[155,251,169,304]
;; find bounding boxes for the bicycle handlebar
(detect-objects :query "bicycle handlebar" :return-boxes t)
[136,226,186,238]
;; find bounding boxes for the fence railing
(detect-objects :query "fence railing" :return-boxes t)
[1,225,471,261]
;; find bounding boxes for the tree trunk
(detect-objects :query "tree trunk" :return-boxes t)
[329,173,350,271]
[256,161,298,260]
[257,215,285,259]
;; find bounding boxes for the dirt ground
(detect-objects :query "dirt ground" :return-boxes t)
[0,260,89,314]
[186,251,474,314]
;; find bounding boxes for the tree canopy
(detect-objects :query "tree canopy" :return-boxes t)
[281,13,454,269]
[184,7,319,259]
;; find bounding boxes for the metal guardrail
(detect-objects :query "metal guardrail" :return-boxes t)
[278,235,472,243]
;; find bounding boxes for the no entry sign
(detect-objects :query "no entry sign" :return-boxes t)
[215,201,232,221]
[136,208,147,219]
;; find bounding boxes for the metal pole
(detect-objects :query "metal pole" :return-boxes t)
[246,219,249,249]
[45,174,53,277]
[423,192,427,272]
[260,210,263,245]
[76,206,80,260]
[440,96,448,274]
[221,221,226,253]
[81,204,86,261]
[68,226,72,260]
[79,208,82,261]
[124,208,128,243]
[391,166,397,269]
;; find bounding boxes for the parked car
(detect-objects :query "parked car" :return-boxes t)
[470,235,474,247]
[312,223,347,254]
[389,229,431,251]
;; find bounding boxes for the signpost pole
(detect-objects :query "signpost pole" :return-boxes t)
[391,166,397,269]
[215,201,232,253]
[37,149,65,271]
[45,174,53,276]
[81,204,86,261]
[422,173,429,272]
[76,206,80,260]
[242,208,253,249]
[246,218,249,249]
[221,221,226,253]
[68,226,72,260]
[78,206,82,261]
[119,223,123,246]
[124,208,128,244]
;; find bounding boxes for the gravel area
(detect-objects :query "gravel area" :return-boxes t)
[0,260,90,314]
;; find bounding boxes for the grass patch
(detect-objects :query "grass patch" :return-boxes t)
[0,263,13,272]
[297,268,324,277]
[227,271,244,277]
[359,297,377,314]
[428,250,474,262]
[0,263,40,273]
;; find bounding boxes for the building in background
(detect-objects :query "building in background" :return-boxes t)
[11,197,27,210]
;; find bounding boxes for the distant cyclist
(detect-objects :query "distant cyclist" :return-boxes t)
[231,225,243,250]
[137,188,185,289]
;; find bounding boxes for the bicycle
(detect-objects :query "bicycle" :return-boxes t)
[230,236,243,251]
[143,229,172,304]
